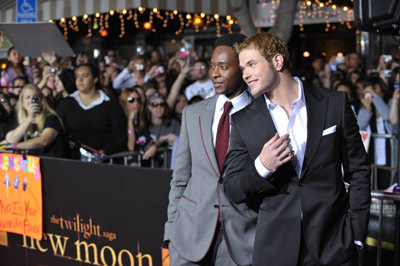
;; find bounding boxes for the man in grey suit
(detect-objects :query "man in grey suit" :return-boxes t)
[164,34,257,266]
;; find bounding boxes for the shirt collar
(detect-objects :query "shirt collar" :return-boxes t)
[264,76,306,110]
[216,90,250,114]
[70,89,110,110]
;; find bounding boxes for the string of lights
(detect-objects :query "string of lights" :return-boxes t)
[53,6,238,40]
[42,1,355,41]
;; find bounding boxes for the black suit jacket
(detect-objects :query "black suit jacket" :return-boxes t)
[223,83,371,266]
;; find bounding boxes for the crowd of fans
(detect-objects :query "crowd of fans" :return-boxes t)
[299,51,400,189]
[0,46,212,167]
[0,45,399,180]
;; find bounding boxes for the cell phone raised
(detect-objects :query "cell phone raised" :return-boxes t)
[383,55,393,63]
[328,64,338,72]
[180,47,190,57]
[154,66,165,75]
[364,92,372,100]
[31,96,39,104]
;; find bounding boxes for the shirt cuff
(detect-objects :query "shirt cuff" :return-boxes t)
[354,240,364,249]
[255,155,275,178]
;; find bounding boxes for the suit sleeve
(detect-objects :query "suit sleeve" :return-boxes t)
[341,93,371,242]
[223,115,275,204]
[164,107,192,242]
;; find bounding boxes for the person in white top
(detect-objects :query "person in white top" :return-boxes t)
[184,59,215,101]
[112,54,149,90]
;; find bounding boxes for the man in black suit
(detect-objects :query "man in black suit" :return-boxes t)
[223,32,371,266]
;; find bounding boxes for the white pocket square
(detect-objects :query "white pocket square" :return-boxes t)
[322,125,337,136]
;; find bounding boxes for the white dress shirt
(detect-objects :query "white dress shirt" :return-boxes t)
[212,90,252,148]
[255,77,308,178]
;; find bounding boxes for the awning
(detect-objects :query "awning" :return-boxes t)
[0,0,234,23]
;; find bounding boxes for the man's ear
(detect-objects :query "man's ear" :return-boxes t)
[272,54,284,72]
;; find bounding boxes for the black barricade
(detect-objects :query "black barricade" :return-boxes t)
[0,157,172,266]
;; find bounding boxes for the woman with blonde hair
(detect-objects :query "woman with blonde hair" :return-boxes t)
[4,84,65,157]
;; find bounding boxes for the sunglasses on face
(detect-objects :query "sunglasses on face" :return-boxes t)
[127,97,141,104]
[150,102,166,108]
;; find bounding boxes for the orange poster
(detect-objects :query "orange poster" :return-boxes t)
[0,153,42,240]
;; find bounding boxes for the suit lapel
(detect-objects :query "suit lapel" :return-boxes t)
[246,96,278,153]
[199,96,220,177]
[300,85,327,179]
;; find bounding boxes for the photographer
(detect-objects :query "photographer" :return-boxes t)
[113,54,150,90]
[4,84,65,157]
[322,55,347,89]
[357,76,394,189]
[376,54,399,86]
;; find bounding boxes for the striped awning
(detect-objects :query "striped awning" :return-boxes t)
[0,0,234,23]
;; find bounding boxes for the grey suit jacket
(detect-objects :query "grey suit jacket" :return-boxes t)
[164,95,257,265]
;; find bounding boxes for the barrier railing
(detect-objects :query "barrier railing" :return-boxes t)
[104,147,173,169]
[371,191,400,266]
[369,133,398,190]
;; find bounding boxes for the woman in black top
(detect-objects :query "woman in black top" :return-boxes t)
[5,84,65,157]
[56,63,127,160]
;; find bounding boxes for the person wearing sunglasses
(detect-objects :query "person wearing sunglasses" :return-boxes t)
[10,76,29,97]
[184,59,215,102]
[147,92,180,167]
[120,88,156,163]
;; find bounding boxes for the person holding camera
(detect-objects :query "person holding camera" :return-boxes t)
[4,84,65,157]
[357,76,394,189]
[148,64,169,96]
[113,54,150,90]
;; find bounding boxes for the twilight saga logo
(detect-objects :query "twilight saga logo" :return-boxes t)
[21,213,153,266]
[50,213,116,241]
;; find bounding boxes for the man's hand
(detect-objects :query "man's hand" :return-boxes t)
[259,133,294,171]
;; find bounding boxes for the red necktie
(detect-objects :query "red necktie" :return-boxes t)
[215,101,233,172]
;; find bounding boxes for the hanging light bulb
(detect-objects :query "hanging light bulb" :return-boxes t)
[100,29,108,37]
[143,21,152,30]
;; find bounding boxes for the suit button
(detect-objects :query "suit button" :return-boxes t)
[214,205,219,209]
[298,182,304,187]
